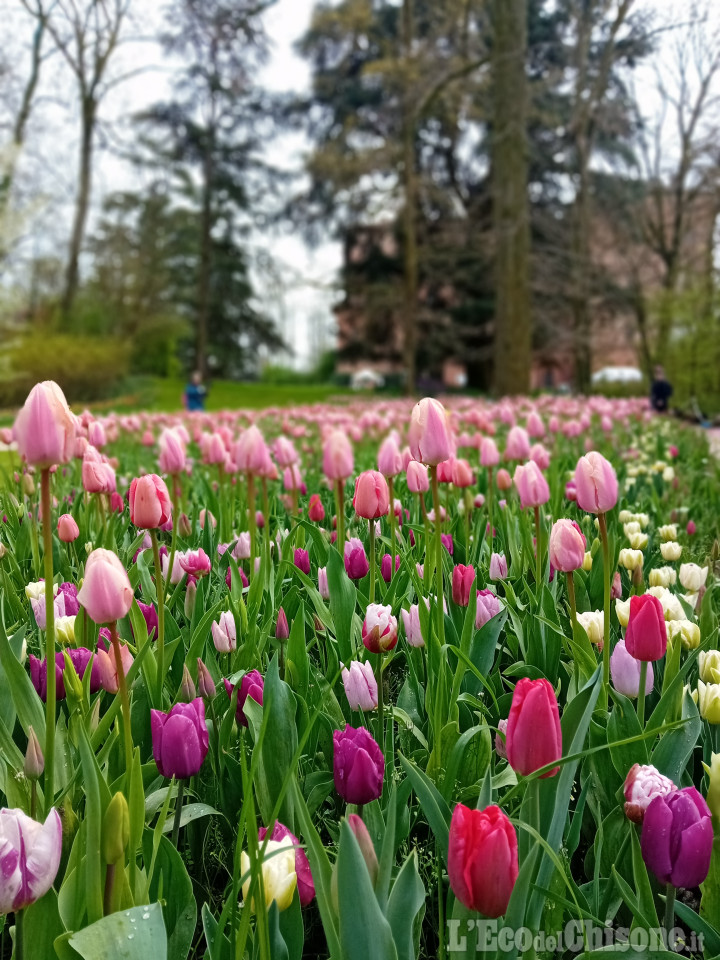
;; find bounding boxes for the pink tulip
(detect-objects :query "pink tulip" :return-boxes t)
[451,458,474,488]
[480,437,500,467]
[323,430,354,481]
[129,474,172,529]
[13,380,76,469]
[496,468,512,491]
[57,513,79,543]
[574,451,618,514]
[408,398,453,466]
[513,461,549,510]
[342,660,378,711]
[78,548,134,624]
[406,460,429,493]
[353,470,389,520]
[234,425,271,474]
[158,428,186,474]
[378,435,403,477]
[548,519,585,573]
[0,808,62,913]
[504,426,530,462]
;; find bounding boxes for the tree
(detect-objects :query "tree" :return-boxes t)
[138,0,280,376]
[43,0,133,318]
[491,0,531,395]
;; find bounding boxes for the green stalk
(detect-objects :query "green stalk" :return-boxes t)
[487,465,494,547]
[430,466,445,647]
[664,883,676,943]
[388,476,396,578]
[247,471,257,571]
[567,570,577,626]
[40,468,55,815]
[534,504,543,592]
[335,479,345,555]
[14,907,24,960]
[368,519,376,604]
[261,478,271,572]
[150,530,166,704]
[637,660,648,726]
[109,621,133,782]
[172,778,186,848]
[376,651,384,763]
[598,512,612,707]
[437,841,446,960]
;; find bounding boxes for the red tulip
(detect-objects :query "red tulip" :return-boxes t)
[625,594,667,662]
[448,804,518,917]
[506,678,562,778]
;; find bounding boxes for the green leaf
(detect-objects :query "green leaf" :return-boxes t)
[0,612,45,739]
[161,802,220,834]
[141,830,196,960]
[399,754,452,867]
[337,819,398,960]
[652,689,701,783]
[607,689,648,777]
[23,889,64,960]
[327,547,357,665]
[386,850,426,960]
[78,726,105,926]
[286,604,309,700]
[67,903,168,959]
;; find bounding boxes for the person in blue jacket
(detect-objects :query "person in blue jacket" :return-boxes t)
[184,371,207,411]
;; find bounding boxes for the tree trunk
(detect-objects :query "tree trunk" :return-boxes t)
[196,145,214,378]
[571,147,592,393]
[62,97,95,319]
[491,0,531,396]
[401,0,418,396]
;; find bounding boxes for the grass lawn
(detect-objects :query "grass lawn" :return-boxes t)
[0,377,353,423]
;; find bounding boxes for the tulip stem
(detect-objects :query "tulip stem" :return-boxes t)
[247,471,257,572]
[567,571,577,627]
[376,652,384,766]
[664,883,676,940]
[437,842,446,960]
[150,530,166,704]
[261,478,271,572]
[368,519,376,604]
[534,505,543,592]
[110,621,133,782]
[41,468,56,816]
[30,781,37,821]
[14,907,24,960]
[598,513,612,707]
[172,778,185,848]
[637,661,648,726]
[104,863,116,916]
[430,466,445,648]
[487,466,494,547]
[388,477,396,579]
[335,479,345,555]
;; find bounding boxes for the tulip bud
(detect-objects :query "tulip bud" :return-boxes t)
[102,791,130,865]
[347,814,378,885]
[179,663,197,702]
[623,763,675,823]
[506,678,562,778]
[57,513,80,543]
[197,658,216,700]
[703,753,720,823]
[24,726,44,780]
[184,579,197,619]
[178,513,192,538]
[448,803,518,918]
[276,607,289,641]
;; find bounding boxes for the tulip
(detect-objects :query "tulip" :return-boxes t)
[13,381,76,469]
[333,725,384,805]
[548,520,585,573]
[308,494,325,522]
[102,791,130,866]
[353,470,389,520]
[323,430,354,481]
[197,658,216,699]
[504,426,530,462]
[641,787,713,888]
[129,474,172,529]
[380,553,400,582]
[476,589,502,629]
[294,548,310,575]
[158,427,187,474]
[378,435,403,477]
[212,610,237,653]
[448,803,518,918]
[452,564,476,606]
[576,610,604,647]
[406,461,429,493]
[649,567,676,588]
[478,436,499,467]
[667,619,700,650]
[660,541,682,561]
[574,451,618,514]
[623,763,676,823]
[506,678,562,778]
[513,461,550,511]
[696,680,720,723]
[496,468,512,491]
[78,548,134,624]
[401,604,425,647]
[318,566,330,599]
[233,425,270,475]
[179,548,211,577]
[346,814,379,886]
[679,563,708,593]
[224,670,264,726]
[276,607,290,641]
[0,808,62,914]
[619,548,644,572]
[451,458,474,488]
[241,838,297,912]
[408,398,453,466]
[687,520,696,536]
[489,552,508,580]
[704,753,720,822]
[344,538,369,580]
[362,603,398,653]
[610,639,654,698]
[151,698,209,779]
[82,457,116,494]
[24,726,44,780]
[625,594,666,662]
[342,660,378,711]
[700,651,720,684]
[57,513,79,543]
[258,821,314,906]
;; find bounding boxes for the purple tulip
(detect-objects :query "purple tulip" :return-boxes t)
[441,534,454,555]
[344,538,369,580]
[333,724,384,805]
[380,554,400,583]
[258,821,315,906]
[610,639,654,699]
[224,670,264,727]
[476,589,502,629]
[137,600,158,641]
[29,647,102,702]
[150,698,209,779]
[0,808,62,913]
[294,548,310,575]
[58,582,80,616]
[641,787,713,888]
[225,565,249,590]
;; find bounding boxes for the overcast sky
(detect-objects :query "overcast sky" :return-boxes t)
[3,0,720,370]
